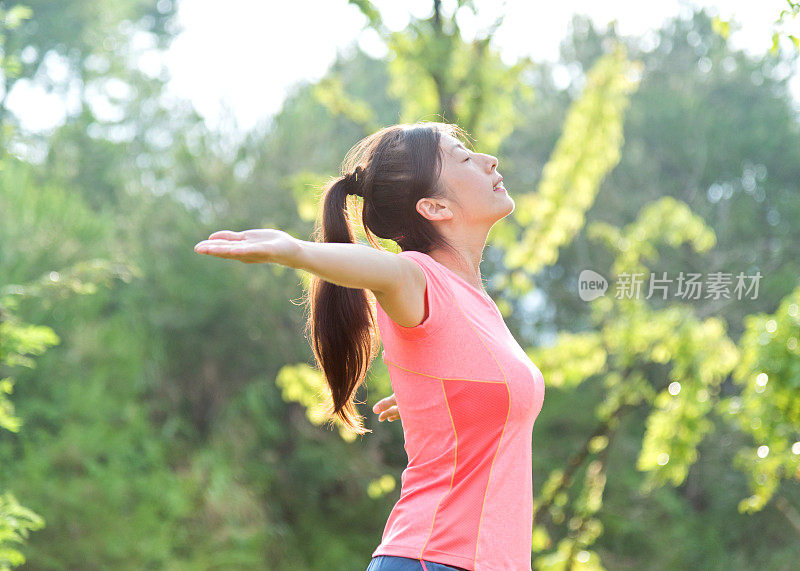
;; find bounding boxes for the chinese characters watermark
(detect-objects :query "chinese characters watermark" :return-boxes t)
[578,269,762,302]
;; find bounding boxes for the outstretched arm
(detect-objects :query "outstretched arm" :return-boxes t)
[195,229,402,294]
[194,229,428,328]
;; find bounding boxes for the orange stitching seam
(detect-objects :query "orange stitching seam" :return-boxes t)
[449,297,511,570]
[418,376,459,563]
[384,358,505,384]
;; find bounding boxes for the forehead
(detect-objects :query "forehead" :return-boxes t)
[439,132,467,155]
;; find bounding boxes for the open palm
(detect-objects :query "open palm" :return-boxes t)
[194,229,301,265]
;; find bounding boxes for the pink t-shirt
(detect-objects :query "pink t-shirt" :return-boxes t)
[371,250,546,571]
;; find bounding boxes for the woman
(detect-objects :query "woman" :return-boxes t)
[194,122,546,571]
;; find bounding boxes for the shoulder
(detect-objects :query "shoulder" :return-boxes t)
[395,250,454,292]
[375,250,456,337]
[396,250,439,274]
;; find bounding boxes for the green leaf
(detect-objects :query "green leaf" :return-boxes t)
[4,5,33,29]
[770,32,780,55]
[712,16,730,39]
[347,0,382,30]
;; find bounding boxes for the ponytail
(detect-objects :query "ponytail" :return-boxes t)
[304,174,378,436]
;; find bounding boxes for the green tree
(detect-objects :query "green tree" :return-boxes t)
[0,299,51,569]
[516,12,800,569]
[0,7,47,568]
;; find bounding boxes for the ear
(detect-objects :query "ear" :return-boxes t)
[416,196,453,222]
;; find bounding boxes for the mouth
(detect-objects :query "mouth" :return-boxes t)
[492,176,505,192]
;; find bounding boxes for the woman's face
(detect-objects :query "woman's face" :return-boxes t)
[434,132,514,226]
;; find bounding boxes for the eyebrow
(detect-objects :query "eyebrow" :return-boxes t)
[450,141,468,152]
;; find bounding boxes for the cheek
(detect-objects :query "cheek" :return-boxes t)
[442,169,469,194]
[453,169,479,190]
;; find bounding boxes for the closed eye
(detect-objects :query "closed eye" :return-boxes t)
[463,155,471,162]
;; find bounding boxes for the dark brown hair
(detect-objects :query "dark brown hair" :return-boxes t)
[303,121,469,435]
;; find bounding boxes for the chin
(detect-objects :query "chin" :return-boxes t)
[490,203,515,226]
[500,196,515,217]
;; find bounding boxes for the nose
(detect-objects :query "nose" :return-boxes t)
[485,153,498,172]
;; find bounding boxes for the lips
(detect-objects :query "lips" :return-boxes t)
[492,176,505,191]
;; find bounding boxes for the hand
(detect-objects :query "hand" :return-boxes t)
[373,393,400,422]
[194,229,302,266]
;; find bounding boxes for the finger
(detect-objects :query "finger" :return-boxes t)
[194,240,247,253]
[208,230,244,240]
[196,238,245,248]
[196,245,250,259]
[195,246,236,257]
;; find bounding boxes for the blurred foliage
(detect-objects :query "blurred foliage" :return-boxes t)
[722,283,800,513]
[490,43,642,296]
[772,1,799,53]
[276,363,360,442]
[0,1,799,570]
[1,6,45,568]
[527,195,742,566]
[347,0,536,153]
[710,1,799,55]
[0,491,43,570]
[0,300,50,569]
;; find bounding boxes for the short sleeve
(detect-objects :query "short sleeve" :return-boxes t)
[379,250,456,340]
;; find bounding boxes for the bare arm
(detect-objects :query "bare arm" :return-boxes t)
[194,229,427,327]
[295,240,404,293]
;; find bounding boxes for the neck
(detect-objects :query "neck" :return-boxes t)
[426,213,497,292]
[428,238,488,293]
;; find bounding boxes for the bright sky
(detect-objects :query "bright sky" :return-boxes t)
[5,0,799,133]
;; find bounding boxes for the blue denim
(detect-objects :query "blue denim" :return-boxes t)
[366,555,470,571]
